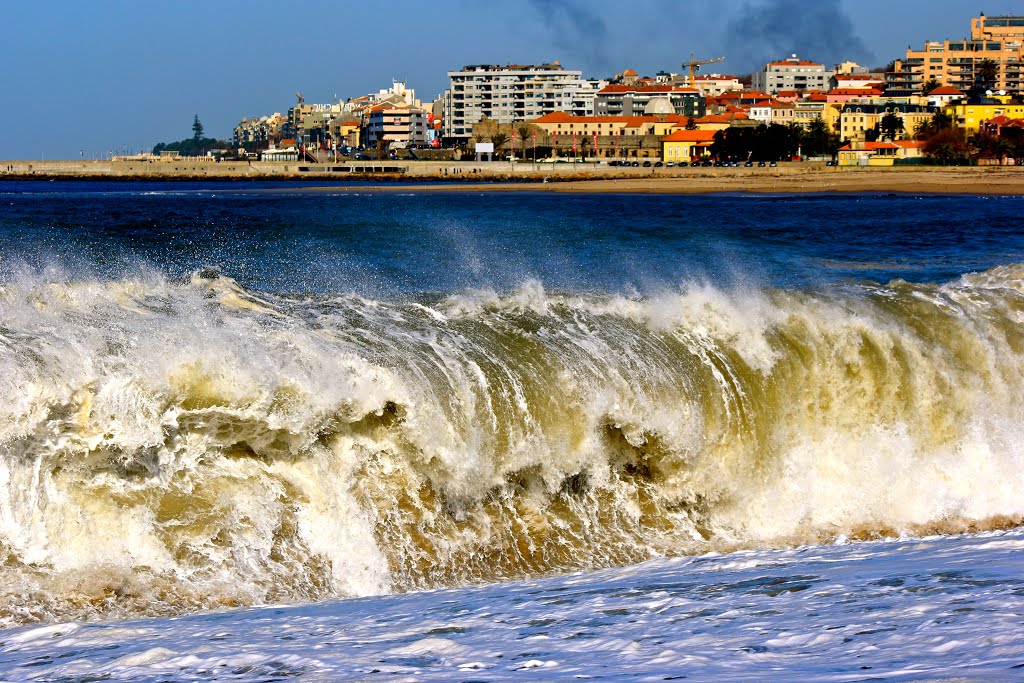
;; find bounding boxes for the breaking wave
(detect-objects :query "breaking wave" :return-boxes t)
[1,264,1023,625]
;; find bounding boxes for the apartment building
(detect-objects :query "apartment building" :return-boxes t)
[904,14,1024,93]
[233,113,287,149]
[689,74,743,97]
[839,103,934,142]
[364,103,430,147]
[752,55,832,94]
[443,63,588,141]
[594,84,705,118]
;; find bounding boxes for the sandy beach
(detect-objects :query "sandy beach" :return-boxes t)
[305,166,1024,195]
[3,160,1022,195]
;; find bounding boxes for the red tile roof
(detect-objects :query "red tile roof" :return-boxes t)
[839,142,900,151]
[598,84,699,94]
[829,88,883,96]
[661,129,717,142]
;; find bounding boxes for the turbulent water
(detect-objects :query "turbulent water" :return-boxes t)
[0,182,1022,673]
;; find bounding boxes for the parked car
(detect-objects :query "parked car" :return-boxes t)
[758,161,766,167]
[632,161,640,167]
[642,160,652,167]
[770,160,778,167]
[744,160,754,167]
[825,160,837,166]
[679,161,688,167]
[354,152,369,160]
[666,161,676,168]
[654,161,663,167]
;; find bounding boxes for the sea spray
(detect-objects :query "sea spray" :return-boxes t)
[0,266,1022,625]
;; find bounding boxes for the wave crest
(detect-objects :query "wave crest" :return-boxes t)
[1,267,1023,624]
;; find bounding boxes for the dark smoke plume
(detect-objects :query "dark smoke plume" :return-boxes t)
[724,0,874,73]
[527,0,611,70]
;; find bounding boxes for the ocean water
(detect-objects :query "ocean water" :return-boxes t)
[0,180,1022,679]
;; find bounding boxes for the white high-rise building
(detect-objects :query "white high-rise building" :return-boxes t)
[443,63,588,141]
[752,55,833,94]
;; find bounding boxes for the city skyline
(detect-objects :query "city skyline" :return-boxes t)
[1,0,1021,159]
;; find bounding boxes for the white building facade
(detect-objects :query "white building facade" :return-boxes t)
[443,63,587,141]
[753,56,833,94]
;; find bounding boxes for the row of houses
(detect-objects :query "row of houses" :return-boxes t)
[234,82,443,155]
[232,13,1024,163]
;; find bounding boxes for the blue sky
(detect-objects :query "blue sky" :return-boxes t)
[1,0,1019,159]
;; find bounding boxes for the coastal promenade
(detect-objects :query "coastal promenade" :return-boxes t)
[1,159,1022,195]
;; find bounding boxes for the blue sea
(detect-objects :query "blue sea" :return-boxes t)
[0,180,1022,680]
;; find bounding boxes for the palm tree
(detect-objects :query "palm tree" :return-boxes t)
[879,112,905,141]
[517,125,532,157]
[490,131,509,155]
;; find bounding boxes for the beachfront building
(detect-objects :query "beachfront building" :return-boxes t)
[904,14,1024,93]
[233,113,287,151]
[364,103,430,148]
[529,111,713,157]
[327,118,361,149]
[443,63,589,142]
[285,102,346,149]
[837,140,926,166]
[839,103,934,142]
[752,55,832,94]
[660,129,716,161]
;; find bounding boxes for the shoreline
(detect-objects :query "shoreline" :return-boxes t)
[2,161,1023,195]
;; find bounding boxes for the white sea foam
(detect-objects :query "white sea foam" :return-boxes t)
[0,267,1022,625]
[0,529,1020,681]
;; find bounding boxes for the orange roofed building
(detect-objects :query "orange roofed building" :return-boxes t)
[837,140,926,166]
[661,129,717,162]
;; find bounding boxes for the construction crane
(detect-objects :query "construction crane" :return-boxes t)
[683,54,725,88]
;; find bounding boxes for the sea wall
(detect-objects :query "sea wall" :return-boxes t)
[0,158,838,181]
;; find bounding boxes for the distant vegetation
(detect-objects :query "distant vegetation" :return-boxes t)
[711,118,841,161]
[152,115,230,156]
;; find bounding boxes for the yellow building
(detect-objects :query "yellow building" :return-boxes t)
[839,104,934,142]
[660,129,716,161]
[837,141,926,166]
[904,15,1024,92]
[944,101,1024,134]
[328,119,362,148]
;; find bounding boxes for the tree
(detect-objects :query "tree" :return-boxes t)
[517,124,532,156]
[865,125,881,143]
[801,117,840,157]
[879,112,905,141]
[685,116,698,130]
[914,110,954,141]
[975,59,999,92]
[923,127,969,164]
[192,115,204,142]
[969,59,1000,102]
[490,131,509,154]
[921,78,941,95]
[710,123,801,162]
